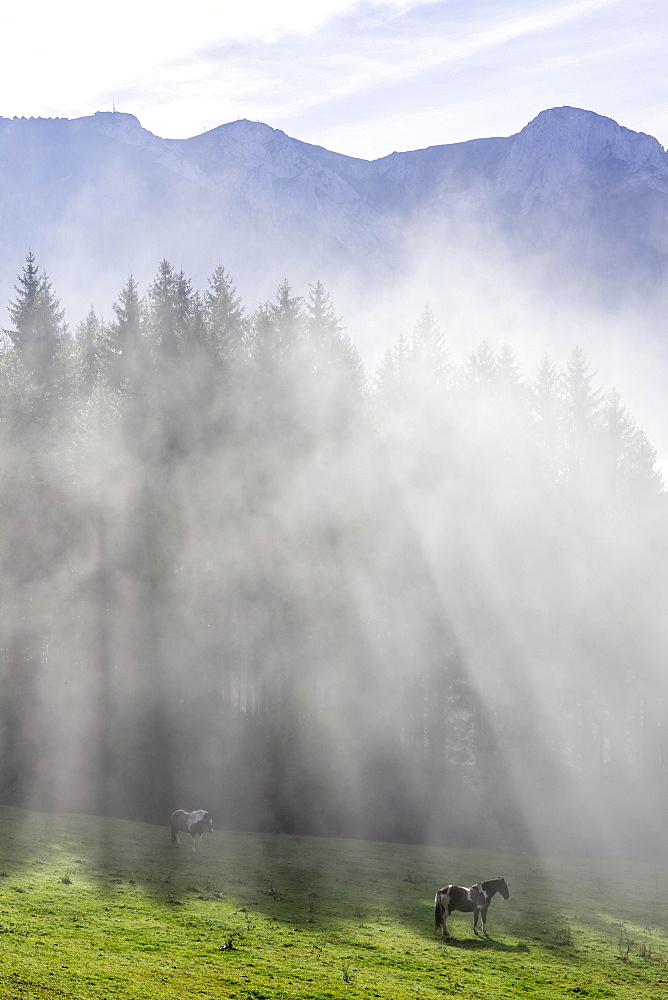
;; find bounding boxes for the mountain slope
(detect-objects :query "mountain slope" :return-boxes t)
[0,106,667,312]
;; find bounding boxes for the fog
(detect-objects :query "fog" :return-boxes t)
[0,239,667,867]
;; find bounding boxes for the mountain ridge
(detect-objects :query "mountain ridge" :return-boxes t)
[0,105,667,315]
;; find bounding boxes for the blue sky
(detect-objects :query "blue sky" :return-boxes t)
[2,0,666,158]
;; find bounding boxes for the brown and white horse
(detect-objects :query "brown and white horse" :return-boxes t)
[170,809,214,852]
[434,877,509,938]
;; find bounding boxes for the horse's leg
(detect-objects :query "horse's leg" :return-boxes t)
[481,903,490,937]
[473,907,481,936]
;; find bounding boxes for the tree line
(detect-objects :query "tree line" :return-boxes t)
[0,252,666,856]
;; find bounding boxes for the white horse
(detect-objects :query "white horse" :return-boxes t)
[170,809,214,852]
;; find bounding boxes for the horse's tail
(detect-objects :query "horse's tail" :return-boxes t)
[434,893,444,932]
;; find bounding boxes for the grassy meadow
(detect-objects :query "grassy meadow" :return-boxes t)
[0,805,666,999]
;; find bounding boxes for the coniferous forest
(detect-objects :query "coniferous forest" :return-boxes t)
[1,253,666,858]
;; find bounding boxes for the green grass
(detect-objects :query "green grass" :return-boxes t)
[0,806,666,999]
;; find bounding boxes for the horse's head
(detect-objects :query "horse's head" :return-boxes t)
[497,876,509,900]
[203,812,214,832]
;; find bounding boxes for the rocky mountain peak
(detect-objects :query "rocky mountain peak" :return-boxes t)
[498,106,668,205]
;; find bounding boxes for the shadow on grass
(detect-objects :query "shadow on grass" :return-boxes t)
[88,827,560,948]
[439,935,528,952]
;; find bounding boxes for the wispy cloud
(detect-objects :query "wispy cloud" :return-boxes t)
[138,0,635,151]
[236,0,662,157]
[193,0,624,125]
[0,2,434,129]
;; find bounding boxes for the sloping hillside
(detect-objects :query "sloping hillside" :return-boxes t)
[0,806,667,999]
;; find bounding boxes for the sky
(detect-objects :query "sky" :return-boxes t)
[1,0,666,159]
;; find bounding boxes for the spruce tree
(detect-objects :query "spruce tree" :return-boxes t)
[4,251,66,386]
[188,291,207,351]
[247,300,276,374]
[108,275,145,386]
[148,260,194,360]
[532,354,563,429]
[561,345,603,483]
[304,281,366,396]
[465,341,497,385]
[602,388,663,505]
[496,343,523,393]
[532,354,564,481]
[173,269,194,349]
[248,280,302,376]
[304,280,339,352]
[204,265,245,366]
[270,278,303,361]
[74,307,111,395]
[374,332,412,416]
[411,305,452,386]
[562,345,603,438]
[4,250,40,353]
